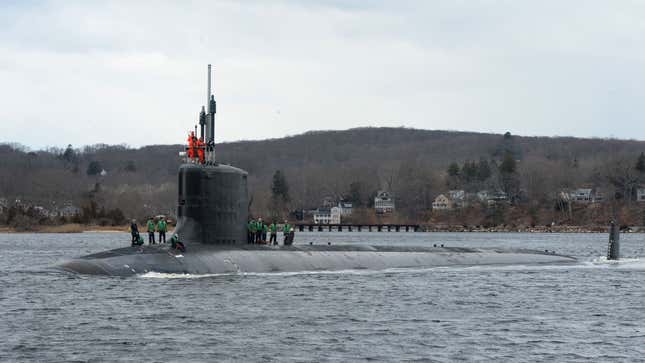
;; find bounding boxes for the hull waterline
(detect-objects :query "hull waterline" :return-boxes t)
[57,244,577,277]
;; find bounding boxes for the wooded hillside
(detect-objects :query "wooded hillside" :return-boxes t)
[2,127,645,228]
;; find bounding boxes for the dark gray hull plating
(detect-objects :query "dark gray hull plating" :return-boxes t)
[57,244,576,276]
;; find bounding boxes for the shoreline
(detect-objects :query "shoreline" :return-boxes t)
[0,224,129,234]
[0,223,640,234]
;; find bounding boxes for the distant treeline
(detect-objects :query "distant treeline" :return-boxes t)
[1,127,645,227]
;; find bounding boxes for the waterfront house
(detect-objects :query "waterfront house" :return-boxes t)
[313,208,331,224]
[476,190,509,206]
[59,205,81,217]
[330,207,342,224]
[432,194,453,210]
[313,207,342,224]
[374,191,395,214]
[338,201,353,216]
[570,188,593,202]
[638,188,645,202]
[448,190,466,207]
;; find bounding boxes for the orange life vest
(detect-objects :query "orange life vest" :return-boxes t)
[187,132,197,159]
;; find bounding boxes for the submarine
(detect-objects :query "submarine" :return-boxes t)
[58,65,576,276]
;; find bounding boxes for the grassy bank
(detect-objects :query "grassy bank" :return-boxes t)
[0,224,128,233]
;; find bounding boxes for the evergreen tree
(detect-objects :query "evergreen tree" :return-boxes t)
[477,158,491,181]
[271,170,290,203]
[499,151,516,174]
[270,170,290,220]
[446,162,461,189]
[124,160,137,172]
[347,181,364,207]
[636,152,645,173]
[62,144,76,163]
[86,161,102,176]
[461,160,478,183]
[447,162,460,177]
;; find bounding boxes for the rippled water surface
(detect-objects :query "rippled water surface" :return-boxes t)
[2,232,645,362]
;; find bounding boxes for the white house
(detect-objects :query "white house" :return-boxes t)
[432,194,453,210]
[476,190,490,202]
[477,190,509,205]
[448,190,466,207]
[338,201,353,216]
[59,205,80,217]
[313,208,331,224]
[374,191,395,214]
[570,188,593,202]
[637,188,645,202]
[330,206,342,224]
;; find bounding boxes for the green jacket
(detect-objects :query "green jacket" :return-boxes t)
[157,220,167,232]
[262,224,268,233]
[283,223,291,234]
[147,220,155,232]
[248,220,257,233]
[269,223,277,233]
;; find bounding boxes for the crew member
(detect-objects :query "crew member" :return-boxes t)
[147,218,156,244]
[197,137,205,164]
[132,233,144,247]
[157,218,167,243]
[129,219,139,244]
[256,218,264,243]
[187,132,197,160]
[261,220,268,243]
[170,234,186,252]
[287,227,295,246]
[248,219,257,244]
[269,222,277,245]
[282,220,291,245]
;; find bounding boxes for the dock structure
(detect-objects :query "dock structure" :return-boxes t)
[295,224,421,232]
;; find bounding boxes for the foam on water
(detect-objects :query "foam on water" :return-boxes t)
[139,268,408,279]
[138,257,645,279]
[590,255,644,267]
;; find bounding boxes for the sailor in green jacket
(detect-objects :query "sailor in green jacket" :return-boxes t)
[157,219,167,243]
[261,222,268,243]
[282,220,291,245]
[269,222,278,245]
[256,218,264,243]
[146,218,156,244]
[247,219,257,244]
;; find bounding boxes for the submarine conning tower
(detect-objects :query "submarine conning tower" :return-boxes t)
[174,65,249,245]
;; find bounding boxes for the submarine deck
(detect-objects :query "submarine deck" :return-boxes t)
[79,243,568,260]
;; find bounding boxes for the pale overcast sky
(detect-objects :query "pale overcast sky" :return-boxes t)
[1,0,644,149]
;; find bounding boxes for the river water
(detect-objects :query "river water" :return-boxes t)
[1,232,644,362]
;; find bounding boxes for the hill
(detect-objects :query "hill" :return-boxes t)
[1,127,645,228]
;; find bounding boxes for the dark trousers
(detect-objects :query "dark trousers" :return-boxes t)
[148,232,155,244]
[262,232,267,241]
[158,231,166,243]
[131,233,138,242]
[270,233,277,244]
[247,231,254,243]
[256,231,262,243]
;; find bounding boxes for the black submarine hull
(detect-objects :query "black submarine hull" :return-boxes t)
[58,244,576,276]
